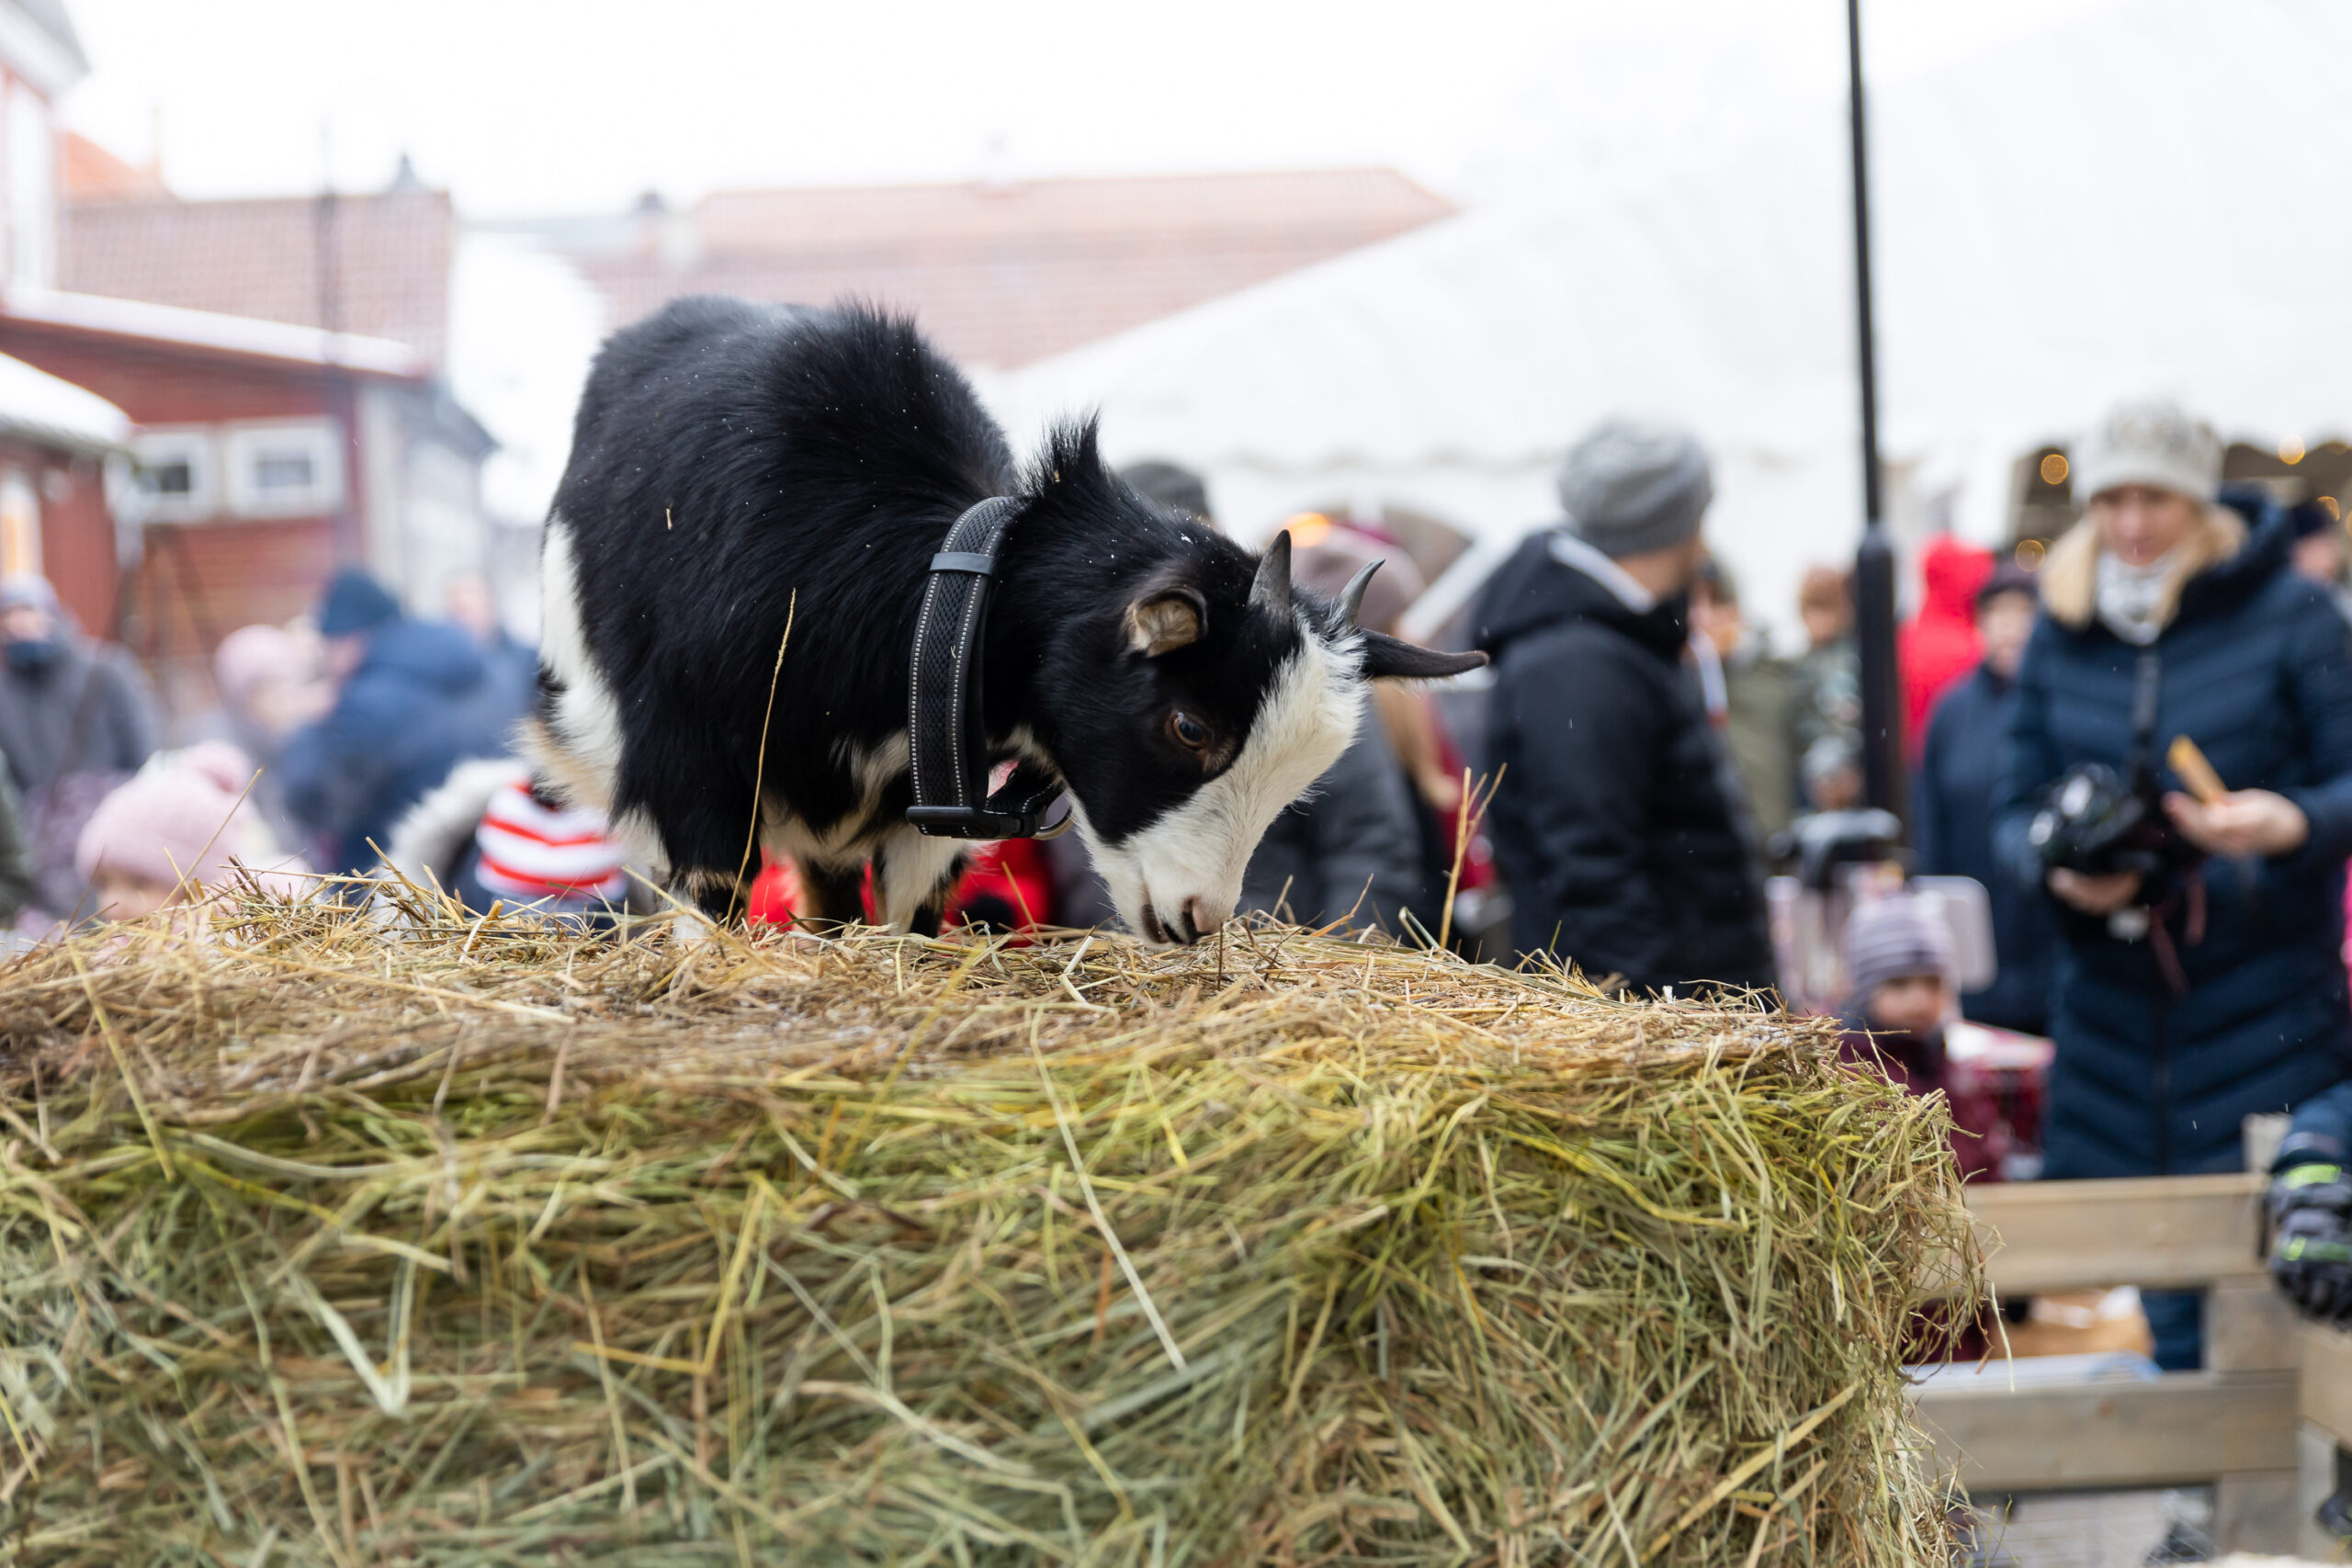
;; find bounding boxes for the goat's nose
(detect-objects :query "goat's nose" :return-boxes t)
[1181,898,1213,944]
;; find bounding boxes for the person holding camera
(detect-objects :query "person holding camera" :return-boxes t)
[1995,399,2352,1371]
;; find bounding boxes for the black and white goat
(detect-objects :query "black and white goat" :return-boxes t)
[527,297,1481,942]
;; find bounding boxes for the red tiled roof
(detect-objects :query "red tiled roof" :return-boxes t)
[62,130,166,202]
[573,168,1453,368]
[61,188,456,365]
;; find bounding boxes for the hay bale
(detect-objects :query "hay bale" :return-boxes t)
[0,897,1978,1565]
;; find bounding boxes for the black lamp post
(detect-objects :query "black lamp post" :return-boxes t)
[1846,0,1905,825]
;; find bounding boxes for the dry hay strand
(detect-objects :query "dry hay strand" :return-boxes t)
[0,886,1981,1565]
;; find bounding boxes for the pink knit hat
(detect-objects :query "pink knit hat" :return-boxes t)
[75,742,266,893]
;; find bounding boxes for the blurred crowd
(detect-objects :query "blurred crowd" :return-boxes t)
[0,562,537,934]
[6,391,2352,1392]
[1458,398,2352,1384]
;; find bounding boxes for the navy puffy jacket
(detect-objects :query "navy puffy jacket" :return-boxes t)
[1915,663,2055,1033]
[1993,517,2352,1178]
[281,619,524,874]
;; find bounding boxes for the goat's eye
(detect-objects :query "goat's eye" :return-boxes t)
[1169,712,1210,750]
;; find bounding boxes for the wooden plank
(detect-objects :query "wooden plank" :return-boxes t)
[2302,1323,2352,1449]
[1915,1371,2296,1492]
[1967,1174,2265,1294]
[2208,1278,2305,1374]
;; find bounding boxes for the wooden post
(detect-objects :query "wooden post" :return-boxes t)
[2301,1324,2352,1559]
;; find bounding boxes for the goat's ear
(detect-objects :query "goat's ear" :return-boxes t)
[1125,587,1207,658]
[1358,630,1487,682]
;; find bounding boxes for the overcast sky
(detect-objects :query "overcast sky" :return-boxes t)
[61,0,2121,218]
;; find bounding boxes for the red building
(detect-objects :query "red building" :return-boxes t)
[0,342,127,622]
[20,0,1452,710]
[528,168,1455,371]
[40,151,496,704]
[0,287,489,691]
[0,0,497,713]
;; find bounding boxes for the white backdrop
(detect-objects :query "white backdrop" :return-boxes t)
[986,0,2352,647]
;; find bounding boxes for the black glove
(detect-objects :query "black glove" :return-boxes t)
[2269,1162,2352,1323]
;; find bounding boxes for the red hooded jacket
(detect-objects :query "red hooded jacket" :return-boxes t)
[1899,537,1993,758]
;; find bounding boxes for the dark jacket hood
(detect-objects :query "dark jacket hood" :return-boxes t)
[361,618,491,694]
[1472,529,1689,660]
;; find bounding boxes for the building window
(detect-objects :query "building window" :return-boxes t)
[222,420,345,518]
[127,428,217,523]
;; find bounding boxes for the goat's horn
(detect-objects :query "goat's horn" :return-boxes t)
[1338,559,1383,629]
[1250,530,1294,613]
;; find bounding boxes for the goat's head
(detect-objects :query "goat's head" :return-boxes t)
[1020,429,1484,945]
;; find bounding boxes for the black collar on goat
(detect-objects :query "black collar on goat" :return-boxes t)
[526,297,1484,942]
[904,495,1074,841]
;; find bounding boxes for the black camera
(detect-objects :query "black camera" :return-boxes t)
[2028,761,2193,879]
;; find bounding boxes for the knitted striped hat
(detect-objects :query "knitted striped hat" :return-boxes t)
[1842,893,1955,1004]
[472,780,628,904]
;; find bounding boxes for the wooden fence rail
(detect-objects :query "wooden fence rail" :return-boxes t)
[1907,1173,2350,1558]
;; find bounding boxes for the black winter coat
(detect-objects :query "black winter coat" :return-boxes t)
[1993,518,2352,1179]
[1474,533,1772,995]
[1915,663,2054,1033]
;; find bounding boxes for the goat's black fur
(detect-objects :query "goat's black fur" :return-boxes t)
[535,296,1480,934]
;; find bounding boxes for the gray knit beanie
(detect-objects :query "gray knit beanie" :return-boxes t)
[1555,418,1713,558]
[1841,893,1956,1007]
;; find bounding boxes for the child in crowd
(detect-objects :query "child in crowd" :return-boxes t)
[1838,893,2010,1182]
[382,759,634,928]
[74,741,305,921]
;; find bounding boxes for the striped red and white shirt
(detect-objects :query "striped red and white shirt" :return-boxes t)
[473,780,628,903]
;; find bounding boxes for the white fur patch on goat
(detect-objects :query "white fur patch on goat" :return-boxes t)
[767,732,912,870]
[876,826,967,931]
[526,520,670,876]
[529,520,626,806]
[1082,625,1363,941]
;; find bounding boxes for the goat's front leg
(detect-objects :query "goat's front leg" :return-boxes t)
[796,862,871,932]
[876,828,966,935]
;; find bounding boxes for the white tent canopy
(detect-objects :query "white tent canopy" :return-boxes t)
[988,0,2352,644]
